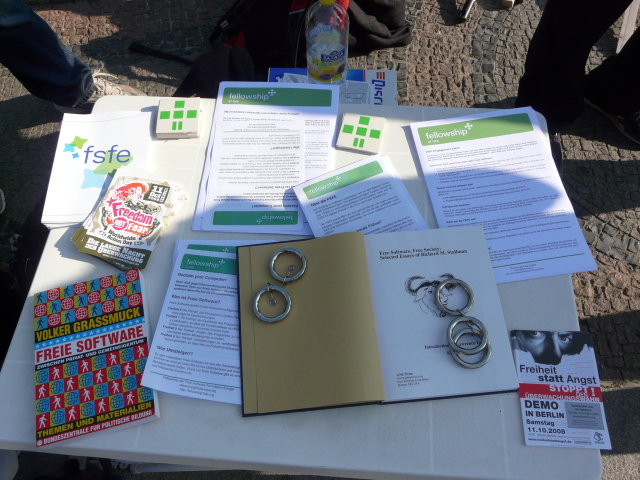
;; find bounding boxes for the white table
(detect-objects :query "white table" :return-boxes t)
[0,97,601,480]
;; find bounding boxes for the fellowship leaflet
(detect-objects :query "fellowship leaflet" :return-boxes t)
[409,107,596,283]
[293,155,429,237]
[142,240,271,404]
[193,81,340,234]
[268,68,398,106]
[237,227,518,416]
[512,330,611,449]
[34,269,159,447]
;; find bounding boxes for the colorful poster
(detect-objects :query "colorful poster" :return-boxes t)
[34,269,159,447]
[512,330,611,449]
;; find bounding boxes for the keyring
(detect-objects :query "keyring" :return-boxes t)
[446,316,489,355]
[450,328,492,369]
[435,274,474,316]
[270,247,307,284]
[253,284,291,323]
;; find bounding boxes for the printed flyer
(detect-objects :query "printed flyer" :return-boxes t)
[34,269,159,446]
[72,166,187,270]
[42,111,152,228]
[194,81,339,234]
[142,240,272,404]
[293,155,428,237]
[410,108,596,284]
[511,330,611,449]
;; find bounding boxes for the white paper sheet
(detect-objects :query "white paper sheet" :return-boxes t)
[194,82,339,234]
[293,155,428,237]
[410,107,596,283]
[142,240,271,404]
[364,227,518,402]
[206,118,306,233]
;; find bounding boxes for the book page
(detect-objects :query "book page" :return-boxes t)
[238,233,385,415]
[142,240,269,404]
[364,227,518,402]
[409,108,596,283]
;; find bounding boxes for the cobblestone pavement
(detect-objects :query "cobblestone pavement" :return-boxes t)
[1,0,639,478]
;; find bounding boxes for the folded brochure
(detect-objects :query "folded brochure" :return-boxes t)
[42,111,152,228]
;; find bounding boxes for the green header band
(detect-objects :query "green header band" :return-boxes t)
[186,244,237,253]
[303,160,383,200]
[213,211,299,226]
[180,254,237,274]
[222,87,332,107]
[417,113,533,146]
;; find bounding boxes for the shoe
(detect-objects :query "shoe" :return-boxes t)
[549,132,563,176]
[55,71,146,114]
[584,98,640,145]
[0,188,5,214]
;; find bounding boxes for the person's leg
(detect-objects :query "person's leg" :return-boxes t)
[515,0,632,131]
[0,0,94,107]
[584,27,640,115]
[582,27,640,144]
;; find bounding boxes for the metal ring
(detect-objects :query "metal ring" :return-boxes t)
[446,316,489,355]
[435,275,474,316]
[450,328,492,369]
[253,284,291,323]
[270,247,307,284]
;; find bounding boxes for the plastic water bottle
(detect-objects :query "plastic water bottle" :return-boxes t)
[305,0,349,85]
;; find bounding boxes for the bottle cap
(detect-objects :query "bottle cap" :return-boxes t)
[319,0,335,5]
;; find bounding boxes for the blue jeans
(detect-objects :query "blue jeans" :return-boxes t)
[0,0,94,107]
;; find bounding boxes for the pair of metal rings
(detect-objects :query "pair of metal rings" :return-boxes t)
[447,317,492,369]
[434,274,491,369]
[253,247,306,323]
[435,274,474,316]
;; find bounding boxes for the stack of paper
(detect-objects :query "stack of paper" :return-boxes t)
[155,98,202,139]
[42,111,152,229]
[192,81,340,235]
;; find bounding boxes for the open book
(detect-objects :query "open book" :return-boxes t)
[237,227,518,416]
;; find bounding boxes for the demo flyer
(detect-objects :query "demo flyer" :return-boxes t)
[511,330,611,449]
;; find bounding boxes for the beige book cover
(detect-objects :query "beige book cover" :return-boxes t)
[238,232,385,416]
